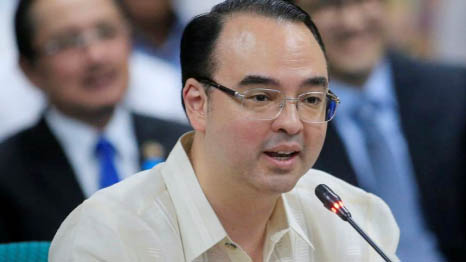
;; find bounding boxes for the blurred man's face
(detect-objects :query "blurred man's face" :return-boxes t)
[122,0,172,25]
[24,0,130,117]
[298,0,387,84]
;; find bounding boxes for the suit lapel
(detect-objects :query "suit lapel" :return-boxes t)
[133,114,149,167]
[314,124,359,186]
[132,113,184,168]
[23,118,85,212]
[388,53,427,182]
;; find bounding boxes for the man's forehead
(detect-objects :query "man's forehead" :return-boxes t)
[32,0,122,34]
[216,14,317,59]
[212,13,327,88]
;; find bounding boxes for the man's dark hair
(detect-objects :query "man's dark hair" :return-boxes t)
[14,0,129,62]
[180,0,326,89]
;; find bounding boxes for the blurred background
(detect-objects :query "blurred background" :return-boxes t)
[1,0,465,141]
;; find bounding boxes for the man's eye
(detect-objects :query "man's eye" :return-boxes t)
[50,34,81,51]
[252,94,270,102]
[302,95,322,105]
[97,25,118,39]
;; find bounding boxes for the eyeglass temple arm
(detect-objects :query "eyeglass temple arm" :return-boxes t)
[197,78,239,97]
[327,89,340,104]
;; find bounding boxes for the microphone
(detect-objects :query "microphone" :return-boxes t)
[315,184,393,262]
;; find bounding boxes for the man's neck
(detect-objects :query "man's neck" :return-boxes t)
[190,133,279,261]
[55,105,115,131]
[330,67,373,87]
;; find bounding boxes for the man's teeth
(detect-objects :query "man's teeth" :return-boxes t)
[268,151,295,157]
[277,152,293,156]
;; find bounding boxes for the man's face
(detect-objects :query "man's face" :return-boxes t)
[24,0,130,116]
[201,14,328,195]
[122,0,172,25]
[298,0,387,82]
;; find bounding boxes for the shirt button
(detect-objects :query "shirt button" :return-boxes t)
[224,242,238,249]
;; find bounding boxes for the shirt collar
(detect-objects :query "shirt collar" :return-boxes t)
[264,195,315,258]
[282,194,315,250]
[46,106,136,158]
[46,107,98,162]
[161,132,314,261]
[330,59,397,116]
[161,132,226,262]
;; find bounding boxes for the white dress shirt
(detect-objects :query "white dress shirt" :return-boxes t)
[46,106,139,197]
[50,132,399,262]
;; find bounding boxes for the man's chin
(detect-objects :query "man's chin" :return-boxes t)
[329,60,377,85]
[264,169,305,192]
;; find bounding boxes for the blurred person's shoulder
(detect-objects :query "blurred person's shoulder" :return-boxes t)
[389,51,466,84]
[132,113,190,136]
[0,120,42,169]
[132,112,191,153]
[0,120,47,190]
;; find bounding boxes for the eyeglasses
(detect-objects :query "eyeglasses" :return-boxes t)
[39,23,128,56]
[198,77,340,123]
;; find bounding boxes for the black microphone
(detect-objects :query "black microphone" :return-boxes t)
[315,184,393,262]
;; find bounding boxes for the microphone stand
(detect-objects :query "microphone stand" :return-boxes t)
[315,184,393,262]
[346,216,393,262]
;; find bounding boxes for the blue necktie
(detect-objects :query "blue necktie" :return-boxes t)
[354,97,443,261]
[95,136,120,189]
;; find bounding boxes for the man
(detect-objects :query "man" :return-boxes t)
[296,0,466,261]
[0,0,190,242]
[50,1,400,261]
[121,0,184,70]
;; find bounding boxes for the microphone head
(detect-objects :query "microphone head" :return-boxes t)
[315,184,351,221]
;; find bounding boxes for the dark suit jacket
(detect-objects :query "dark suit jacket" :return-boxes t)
[314,52,466,260]
[0,113,191,243]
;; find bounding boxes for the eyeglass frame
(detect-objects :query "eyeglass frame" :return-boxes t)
[37,22,129,57]
[196,77,340,123]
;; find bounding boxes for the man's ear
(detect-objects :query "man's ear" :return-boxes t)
[19,56,43,89]
[183,78,209,132]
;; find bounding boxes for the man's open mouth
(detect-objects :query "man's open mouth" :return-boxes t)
[264,151,299,161]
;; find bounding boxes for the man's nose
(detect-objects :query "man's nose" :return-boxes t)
[82,38,106,63]
[271,100,303,135]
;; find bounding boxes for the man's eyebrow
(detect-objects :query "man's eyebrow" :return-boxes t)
[301,76,328,88]
[238,75,279,87]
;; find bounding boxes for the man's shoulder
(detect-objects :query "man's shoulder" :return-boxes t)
[0,121,44,173]
[291,168,395,220]
[132,113,191,157]
[132,113,191,134]
[390,52,466,83]
[287,169,400,260]
[49,164,182,261]
[294,168,368,200]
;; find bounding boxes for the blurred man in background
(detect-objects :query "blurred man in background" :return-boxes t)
[121,0,183,70]
[0,0,187,142]
[296,0,466,260]
[0,0,190,243]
